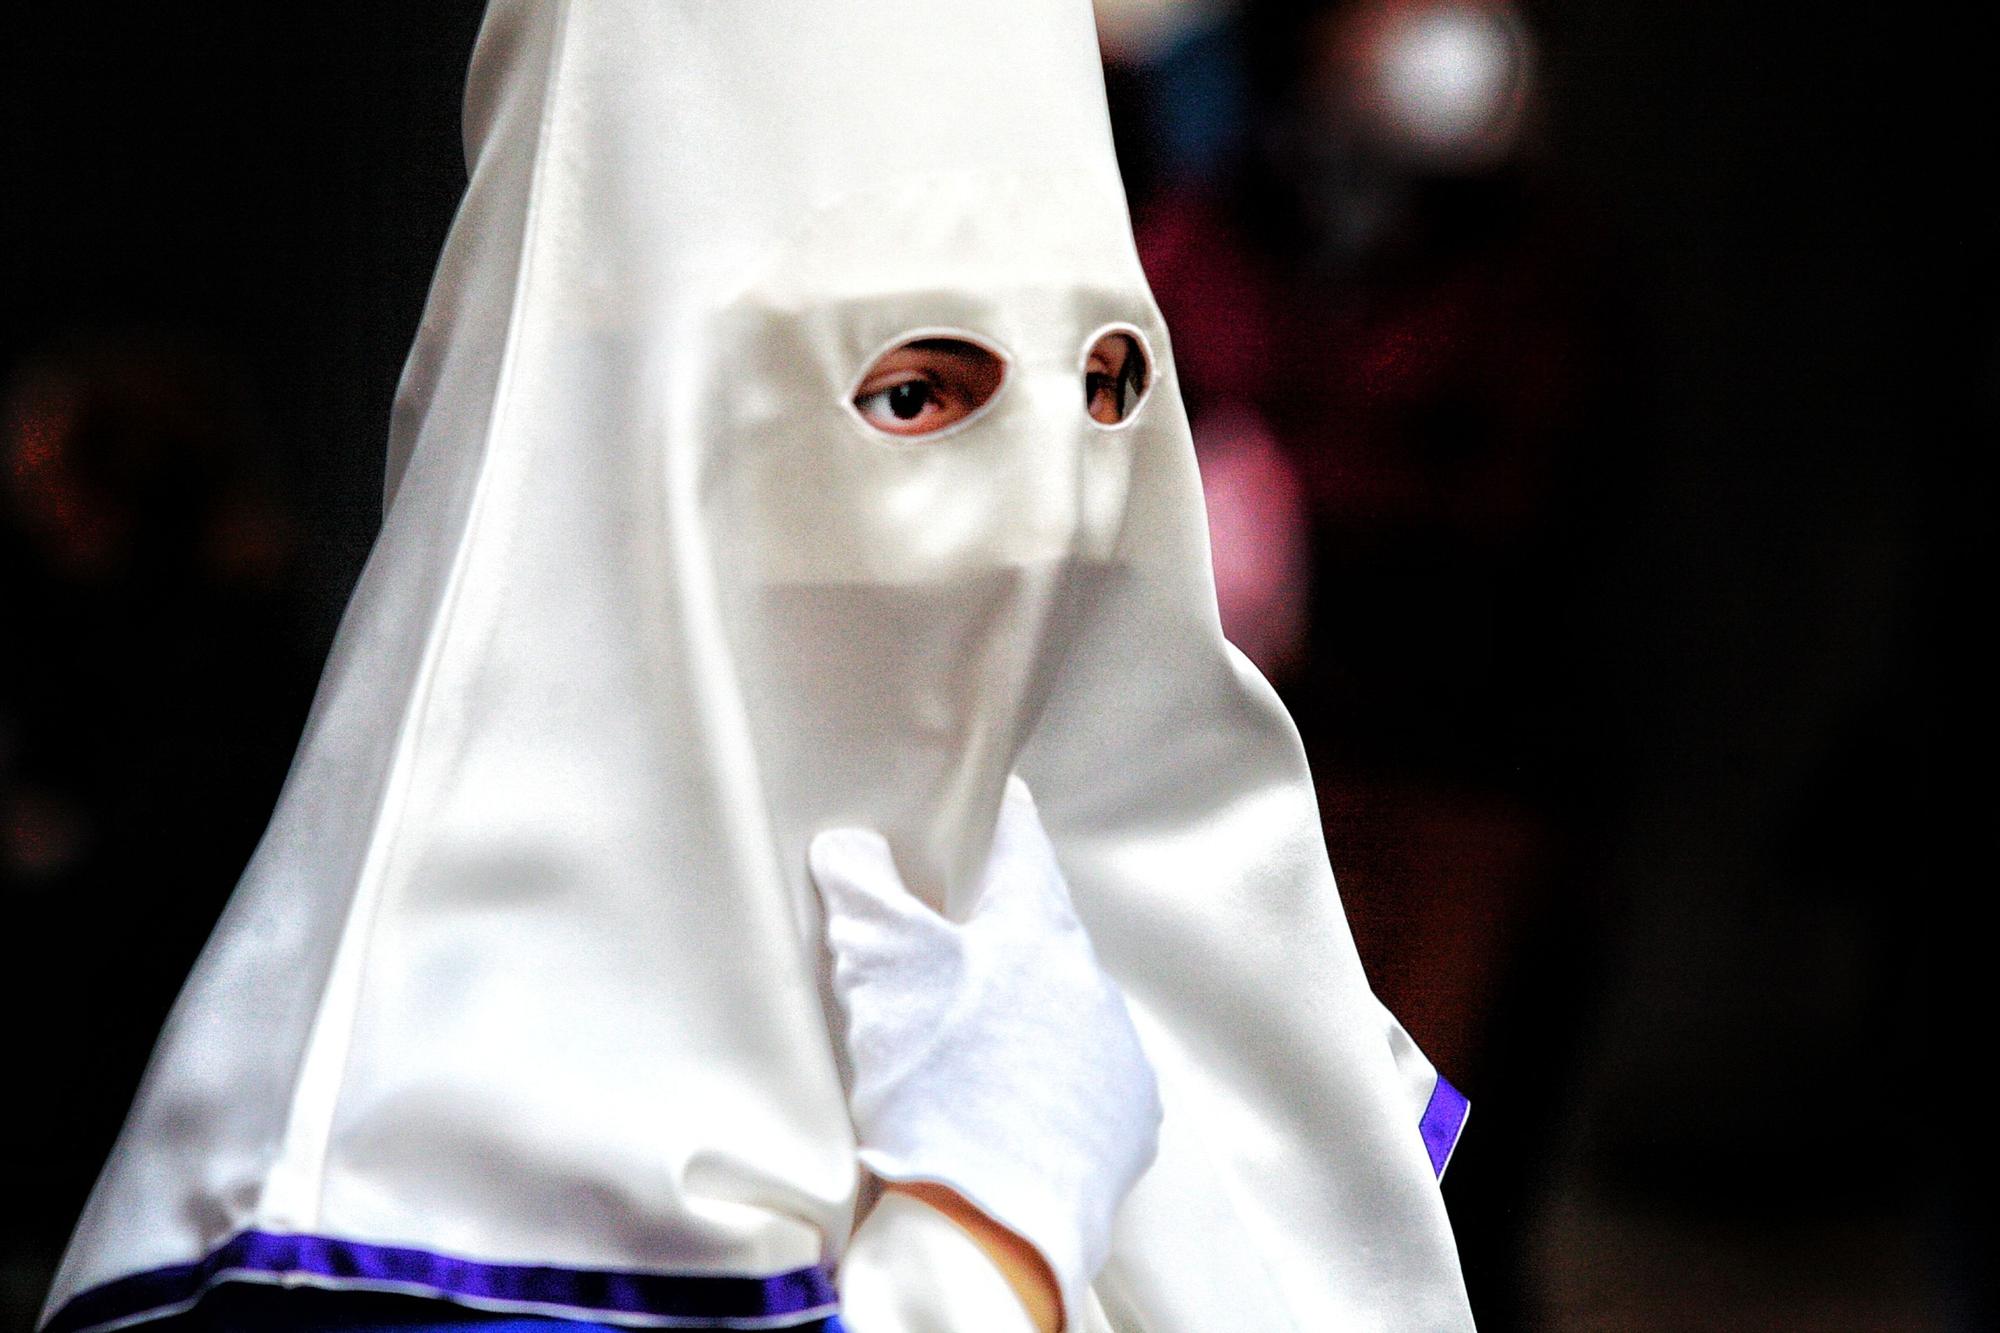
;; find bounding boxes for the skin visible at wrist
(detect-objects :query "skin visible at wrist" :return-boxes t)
[881,1180,1063,1333]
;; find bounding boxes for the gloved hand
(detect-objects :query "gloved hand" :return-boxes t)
[809,775,1163,1332]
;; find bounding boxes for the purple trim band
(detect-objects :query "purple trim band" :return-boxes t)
[1419,1075,1470,1180]
[42,1231,840,1333]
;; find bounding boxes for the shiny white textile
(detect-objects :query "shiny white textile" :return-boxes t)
[44,0,1472,1328]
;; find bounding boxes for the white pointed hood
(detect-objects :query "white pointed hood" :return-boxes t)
[44,1,1471,1329]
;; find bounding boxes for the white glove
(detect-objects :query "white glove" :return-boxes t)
[810,775,1163,1331]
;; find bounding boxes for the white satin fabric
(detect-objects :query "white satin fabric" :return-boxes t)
[45,0,1472,1328]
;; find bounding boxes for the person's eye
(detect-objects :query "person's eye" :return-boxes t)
[1082,330,1151,426]
[1085,371,1121,422]
[852,337,1006,437]
[856,377,946,427]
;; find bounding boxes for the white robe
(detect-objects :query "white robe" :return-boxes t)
[42,2,1472,1329]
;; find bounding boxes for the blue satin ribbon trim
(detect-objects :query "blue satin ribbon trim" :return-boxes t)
[1419,1075,1470,1180]
[42,1231,841,1333]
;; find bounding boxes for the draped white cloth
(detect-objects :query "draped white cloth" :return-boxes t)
[43,1,1472,1328]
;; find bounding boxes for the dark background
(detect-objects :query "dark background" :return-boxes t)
[3,3,1990,1328]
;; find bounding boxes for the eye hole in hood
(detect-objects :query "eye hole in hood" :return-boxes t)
[1082,327,1151,427]
[851,336,1007,437]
